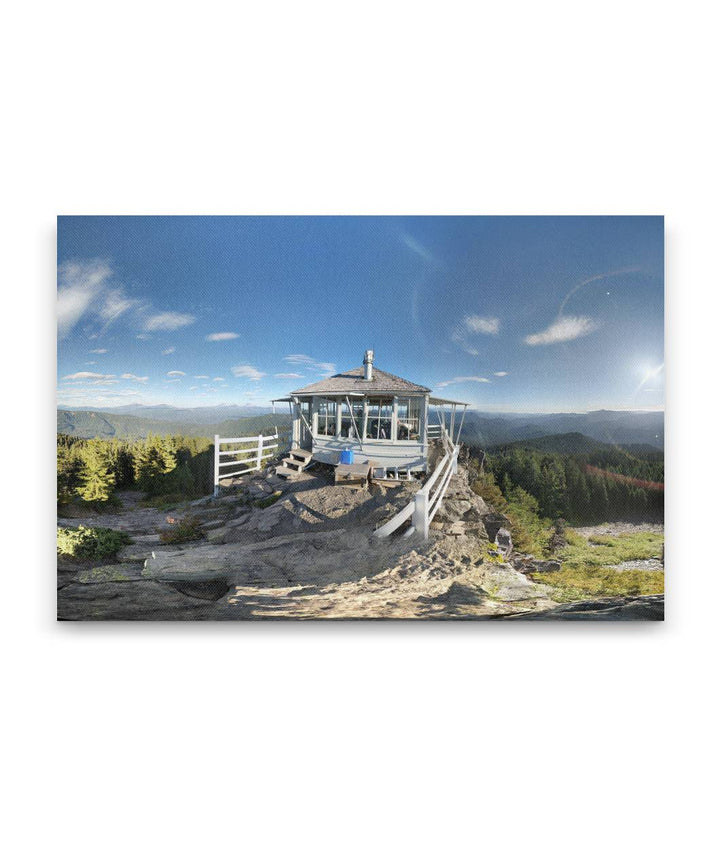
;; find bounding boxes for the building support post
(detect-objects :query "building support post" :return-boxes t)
[213,435,220,497]
[412,490,429,540]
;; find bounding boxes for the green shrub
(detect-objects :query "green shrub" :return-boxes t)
[159,515,205,544]
[57,525,131,560]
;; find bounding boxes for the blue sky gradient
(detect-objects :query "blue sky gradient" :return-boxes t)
[57,216,664,412]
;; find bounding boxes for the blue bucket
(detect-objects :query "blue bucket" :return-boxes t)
[339,448,354,465]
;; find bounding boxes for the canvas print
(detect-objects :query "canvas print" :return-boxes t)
[56,216,664,620]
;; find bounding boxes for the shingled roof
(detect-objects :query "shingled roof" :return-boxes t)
[291,365,431,396]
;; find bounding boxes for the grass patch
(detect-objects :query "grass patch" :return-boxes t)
[254,491,282,509]
[78,565,130,583]
[532,529,664,601]
[561,530,663,569]
[532,565,664,602]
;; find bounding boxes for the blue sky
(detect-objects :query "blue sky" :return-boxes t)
[57,216,664,412]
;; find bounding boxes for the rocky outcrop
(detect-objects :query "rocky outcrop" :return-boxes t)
[513,556,562,575]
[504,595,664,621]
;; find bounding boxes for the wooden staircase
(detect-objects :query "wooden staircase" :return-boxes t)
[275,448,313,479]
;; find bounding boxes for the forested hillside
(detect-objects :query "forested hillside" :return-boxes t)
[468,433,664,524]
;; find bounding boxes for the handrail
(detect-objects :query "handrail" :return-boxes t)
[374,430,461,540]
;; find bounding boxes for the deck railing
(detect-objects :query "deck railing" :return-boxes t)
[213,430,284,496]
[373,424,460,540]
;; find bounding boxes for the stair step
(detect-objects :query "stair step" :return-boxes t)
[281,458,305,471]
[289,448,312,462]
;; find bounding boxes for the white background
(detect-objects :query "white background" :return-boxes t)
[2,2,717,854]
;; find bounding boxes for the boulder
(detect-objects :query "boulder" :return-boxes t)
[494,527,513,557]
[482,512,511,542]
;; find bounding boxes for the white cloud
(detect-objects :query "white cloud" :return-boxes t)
[121,373,148,382]
[89,348,107,354]
[399,230,434,263]
[284,354,336,376]
[450,315,499,355]
[194,375,209,379]
[494,371,509,377]
[231,364,266,381]
[213,377,225,382]
[136,334,152,340]
[436,376,491,388]
[62,371,115,381]
[57,260,113,338]
[57,258,195,339]
[205,332,239,341]
[167,370,186,377]
[99,290,138,326]
[524,316,599,346]
[144,312,196,332]
[162,347,176,355]
[275,372,303,379]
[464,315,500,335]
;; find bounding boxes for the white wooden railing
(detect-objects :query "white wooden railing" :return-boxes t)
[374,424,461,540]
[213,431,280,496]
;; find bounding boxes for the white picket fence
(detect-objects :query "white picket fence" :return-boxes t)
[374,424,461,540]
[213,431,279,496]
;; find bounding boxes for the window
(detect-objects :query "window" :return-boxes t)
[316,399,337,436]
[340,400,364,438]
[397,398,421,440]
[366,398,393,440]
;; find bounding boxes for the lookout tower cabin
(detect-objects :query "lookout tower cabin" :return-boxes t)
[273,350,469,479]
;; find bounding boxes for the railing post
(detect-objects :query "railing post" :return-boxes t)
[256,433,264,472]
[413,491,429,540]
[213,435,220,497]
[451,446,459,475]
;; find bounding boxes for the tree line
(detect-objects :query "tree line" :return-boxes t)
[467,443,663,524]
[57,433,215,506]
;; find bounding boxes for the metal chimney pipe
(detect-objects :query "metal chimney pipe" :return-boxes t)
[363,349,374,381]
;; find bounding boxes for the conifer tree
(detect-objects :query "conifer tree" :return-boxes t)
[78,439,115,503]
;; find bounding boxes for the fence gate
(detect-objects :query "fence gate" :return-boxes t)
[213,431,279,496]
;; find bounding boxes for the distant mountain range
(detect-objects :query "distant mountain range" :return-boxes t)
[485,431,663,456]
[460,409,664,450]
[57,408,292,440]
[57,405,663,448]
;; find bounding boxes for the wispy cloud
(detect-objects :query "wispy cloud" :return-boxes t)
[436,376,491,388]
[463,315,500,335]
[62,371,116,381]
[451,315,500,355]
[284,354,336,376]
[162,347,176,355]
[231,364,266,381]
[213,377,225,382]
[494,371,508,377]
[167,370,186,377]
[144,312,195,332]
[57,261,123,338]
[121,373,148,382]
[524,316,599,346]
[57,259,197,339]
[89,348,107,354]
[399,230,434,263]
[275,372,303,379]
[194,375,209,379]
[205,332,239,341]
